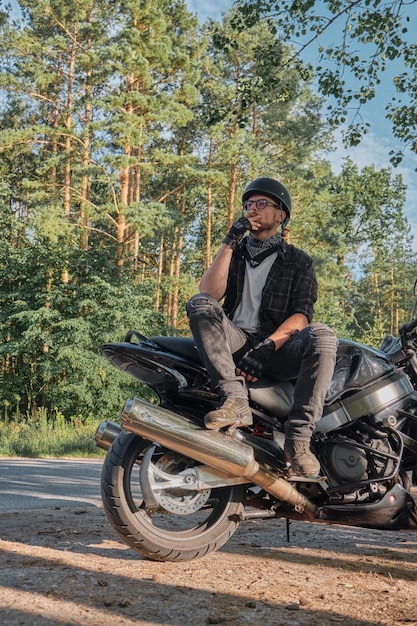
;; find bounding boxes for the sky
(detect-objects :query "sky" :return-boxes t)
[186,0,417,252]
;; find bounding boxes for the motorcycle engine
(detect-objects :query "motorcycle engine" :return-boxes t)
[318,426,400,494]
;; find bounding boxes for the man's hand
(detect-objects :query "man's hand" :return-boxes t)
[222,217,252,249]
[236,338,275,382]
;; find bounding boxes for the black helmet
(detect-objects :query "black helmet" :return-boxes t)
[242,177,291,225]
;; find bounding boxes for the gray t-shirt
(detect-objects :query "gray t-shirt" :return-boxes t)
[232,253,278,333]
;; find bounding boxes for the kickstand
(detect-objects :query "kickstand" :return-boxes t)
[286,518,291,542]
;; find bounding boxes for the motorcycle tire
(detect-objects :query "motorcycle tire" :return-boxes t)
[100,430,246,562]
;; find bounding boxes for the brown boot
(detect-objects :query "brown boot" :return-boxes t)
[204,397,253,430]
[284,439,320,478]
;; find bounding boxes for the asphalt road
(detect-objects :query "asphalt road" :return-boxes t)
[0,457,104,511]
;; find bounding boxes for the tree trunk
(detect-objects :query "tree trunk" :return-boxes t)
[64,32,77,219]
[227,162,237,230]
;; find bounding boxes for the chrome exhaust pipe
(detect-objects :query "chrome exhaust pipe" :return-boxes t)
[120,397,317,517]
[95,420,123,451]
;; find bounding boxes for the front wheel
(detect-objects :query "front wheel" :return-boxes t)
[101,431,246,561]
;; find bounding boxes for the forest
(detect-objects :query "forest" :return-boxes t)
[0,0,416,430]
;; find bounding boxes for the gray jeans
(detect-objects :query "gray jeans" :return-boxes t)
[186,293,338,440]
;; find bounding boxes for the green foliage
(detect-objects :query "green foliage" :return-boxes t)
[0,408,104,457]
[0,233,166,420]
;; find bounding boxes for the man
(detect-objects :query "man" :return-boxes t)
[186,177,338,478]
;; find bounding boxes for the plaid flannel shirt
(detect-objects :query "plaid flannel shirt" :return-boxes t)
[222,238,318,338]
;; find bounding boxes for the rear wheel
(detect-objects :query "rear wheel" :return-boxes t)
[101,431,246,561]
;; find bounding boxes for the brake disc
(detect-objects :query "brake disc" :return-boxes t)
[151,452,211,515]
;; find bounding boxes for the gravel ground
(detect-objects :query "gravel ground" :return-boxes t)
[1,503,417,626]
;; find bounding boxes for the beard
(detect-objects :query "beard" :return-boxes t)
[252,217,281,239]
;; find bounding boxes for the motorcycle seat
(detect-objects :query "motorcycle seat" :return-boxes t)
[152,336,295,417]
[151,336,201,362]
[248,379,295,417]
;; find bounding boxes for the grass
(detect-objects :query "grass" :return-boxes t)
[0,408,106,458]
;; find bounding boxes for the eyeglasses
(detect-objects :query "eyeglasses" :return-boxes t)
[243,199,281,211]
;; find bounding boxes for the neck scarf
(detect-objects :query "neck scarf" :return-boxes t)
[244,233,283,267]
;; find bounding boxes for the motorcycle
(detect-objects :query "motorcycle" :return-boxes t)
[95,296,417,562]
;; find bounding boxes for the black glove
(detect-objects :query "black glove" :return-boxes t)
[222,217,252,249]
[237,338,275,379]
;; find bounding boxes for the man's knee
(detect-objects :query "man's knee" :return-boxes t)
[309,323,338,355]
[186,293,221,320]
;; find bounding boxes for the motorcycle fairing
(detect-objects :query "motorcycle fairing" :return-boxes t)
[317,371,414,434]
[275,483,417,530]
[325,339,395,404]
[316,483,417,530]
[101,337,208,401]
